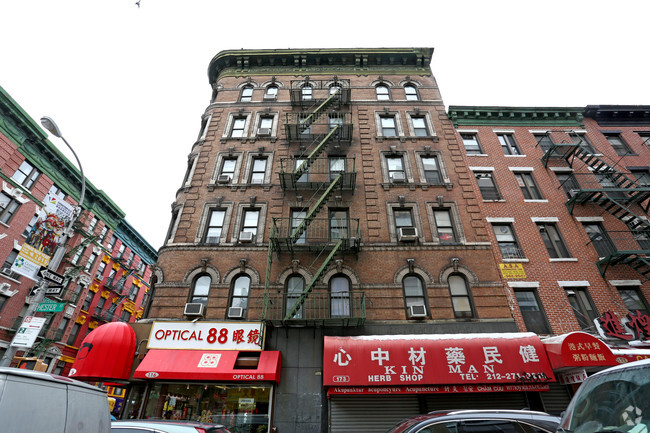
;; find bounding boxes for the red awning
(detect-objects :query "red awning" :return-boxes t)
[69,322,136,381]
[323,333,555,387]
[542,331,618,371]
[133,350,281,383]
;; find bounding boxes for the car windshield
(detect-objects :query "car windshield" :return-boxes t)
[560,363,650,433]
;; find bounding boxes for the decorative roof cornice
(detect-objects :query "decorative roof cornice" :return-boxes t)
[115,219,158,264]
[207,47,434,84]
[448,106,584,128]
[584,105,650,126]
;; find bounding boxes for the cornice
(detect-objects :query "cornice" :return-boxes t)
[448,106,584,128]
[207,48,434,84]
[584,105,650,126]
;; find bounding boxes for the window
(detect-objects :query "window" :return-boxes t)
[403,275,426,315]
[329,157,345,181]
[95,261,106,280]
[1,250,21,280]
[290,210,306,244]
[387,156,406,183]
[117,244,126,260]
[0,295,6,314]
[99,226,108,242]
[23,213,39,238]
[475,171,501,200]
[514,172,543,200]
[204,209,225,244]
[219,158,237,182]
[515,290,551,334]
[380,116,397,137]
[394,208,414,231]
[298,113,312,136]
[230,275,250,317]
[329,209,349,240]
[264,85,278,100]
[120,310,132,322]
[258,116,273,136]
[596,172,626,199]
[572,133,596,153]
[637,132,650,147]
[67,323,81,346]
[404,84,418,101]
[127,285,138,301]
[328,114,343,133]
[604,133,632,156]
[375,85,390,101]
[230,117,247,138]
[11,160,40,189]
[55,317,69,341]
[71,246,83,265]
[493,223,524,259]
[94,296,106,315]
[460,133,483,154]
[434,209,456,243]
[537,223,571,258]
[106,268,117,286]
[448,274,474,318]
[565,288,598,330]
[84,253,98,272]
[242,209,260,236]
[190,274,210,306]
[137,261,146,276]
[240,86,253,102]
[294,158,308,183]
[330,275,350,317]
[631,169,650,186]
[329,84,341,96]
[88,217,98,233]
[583,223,616,257]
[0,192,21,224]
[498,134,521,155]
[82,290,95,311]
[421,156,442,184]
[411,116,429,137]
[250,157,267,184]
[107,234,117,252]
[285,275,304,319]
[301,85,312,101]
[618,287,650,316]
[555,172,581,199]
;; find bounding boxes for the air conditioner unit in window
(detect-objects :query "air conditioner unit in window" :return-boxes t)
[257,128,271,137]
[184,303,205,317]
[239,231,254,243]
[391,172,406,183]
[408,305,427,318]
[217,175,231,184]
[398,227,418,242]
[228,307,244,319]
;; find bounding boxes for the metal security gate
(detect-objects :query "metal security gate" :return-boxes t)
[540,383,573,415]
[329,395,420,433]
[424,392,528,411]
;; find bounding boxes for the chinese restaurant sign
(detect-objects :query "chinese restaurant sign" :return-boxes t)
[542,331,617,370]
[595,311,650,342]
[323,333,555,387]
[147,321,265,351]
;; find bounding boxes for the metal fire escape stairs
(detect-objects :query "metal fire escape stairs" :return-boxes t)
[540,132,650,279]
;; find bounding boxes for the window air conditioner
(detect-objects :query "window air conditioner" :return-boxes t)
[391,172,406,183]
[228,307,244,319]
[408,305,427,318]
[257,128,271,137]
[217,175,231,184]
[239,231,254,243]
[398,227,418,242]
[184,303,205,317]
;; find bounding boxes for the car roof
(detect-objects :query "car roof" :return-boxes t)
[111,420,228,432]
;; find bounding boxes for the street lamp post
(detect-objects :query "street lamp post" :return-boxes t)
[0,117,86,367]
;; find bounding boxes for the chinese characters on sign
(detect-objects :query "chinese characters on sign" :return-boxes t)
[324,334,555,387]
[499,263,526,279]
[595,311,650,342]
[147,321,265,351]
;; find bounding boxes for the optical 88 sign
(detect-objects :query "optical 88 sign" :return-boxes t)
[147,321,265,351]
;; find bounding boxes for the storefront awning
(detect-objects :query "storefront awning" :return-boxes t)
[133,350,281,383]
[69,322,136,381]
[323,333,554,387]
[542,331,618,371]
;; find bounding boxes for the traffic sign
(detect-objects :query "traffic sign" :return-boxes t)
[36,298,66,313]
[45,285,64,295]
[38,268,65,285]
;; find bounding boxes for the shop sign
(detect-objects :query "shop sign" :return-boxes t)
[595,311,650,342]
[323,333,554,387]
[147,321,265,351]
[499,263,526,279]
[327,383,550,395]
[558,369,588,385]
[542,331,617,369]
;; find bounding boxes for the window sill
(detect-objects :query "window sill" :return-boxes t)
[482,199,506,203]
[504,154,526,158]
[524,199,548,203]
[467,153,489,157]
[549,258,578,262]
[501,258,529,263]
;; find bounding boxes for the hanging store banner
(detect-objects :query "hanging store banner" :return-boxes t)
[147,321,266,351]
[24,192,74,257]
[10,246,43,281]
[323,333,555,387]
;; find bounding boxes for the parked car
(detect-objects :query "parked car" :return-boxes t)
[385,409,561,433]
[111,420,231,433]
[558,358,650,433]
[0,366,111,432]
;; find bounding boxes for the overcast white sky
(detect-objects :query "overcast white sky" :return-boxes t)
[1,0,648,251]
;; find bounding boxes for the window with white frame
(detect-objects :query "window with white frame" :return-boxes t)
[0,192,21,224]
[291,209,306,244]
[285,274,304,319]
[198,115,211,141]
[433,209,457,243]
[264,85,278,100]
[231,117,247,138]
[330,275,350,317]
[241,209,260,237]
[498,133,521,155]
[229,275,250,317]
[460,133,483,154]
[375,84,390,101]
[250,157,267,184]
[421,155,442,184]
[257,116,274,136]
[84,252,98,272]
[11,160,41,189]
[294,157,308,183]
[410,116,429,137]
[329,157,345,181]
[514,171,544,200]
[190,274,211,306]
[1,250,21,280]
[404,84,419,101]
[329,209,349,241]
[387,155,406,183]
[240,85,253,102]
[403,275,427,316]
[301,85,313,101]
[380,115,397,137]
[448,274,475,318]
[219,157,237,183]
[474,171,501,200]
[204,209,226,244]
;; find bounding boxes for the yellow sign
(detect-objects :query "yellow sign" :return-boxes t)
[499,263,526,279]
[18,244,51,267]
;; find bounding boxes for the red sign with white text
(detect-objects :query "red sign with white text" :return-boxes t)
[323,333,555,387]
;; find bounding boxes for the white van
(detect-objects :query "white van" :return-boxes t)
[558,358,650,433]
[0,367,111,432]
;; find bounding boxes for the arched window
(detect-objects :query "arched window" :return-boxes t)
[329,84,341,96]
[403,275,427,316]
[404,84,419,101]
[376,84,390,101]
[330,275,350,317]
[301,85,313,101]
[286,274,304,319]
[190,274,211,306]
[448,273,474,318]
[264,85,278,100]
[240,85,253,102]
[230,275,251,317]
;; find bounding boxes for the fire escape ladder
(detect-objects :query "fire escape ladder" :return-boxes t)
[283,239,344,321]
[289,175,342,244]
[294,126,339,182]
[104,269,134,319]
[296,88,341,133]
[262,234,275,321]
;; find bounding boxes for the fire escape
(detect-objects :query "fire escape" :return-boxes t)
[262,79,365,326]
[540,131,650,279]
